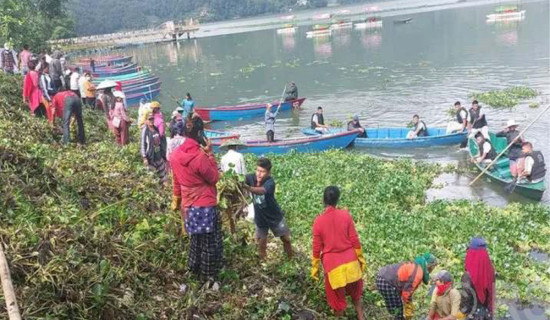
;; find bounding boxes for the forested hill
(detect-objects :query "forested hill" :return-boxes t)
[68,0,334,36]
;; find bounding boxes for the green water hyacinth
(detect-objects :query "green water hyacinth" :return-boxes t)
[469,86,538,108]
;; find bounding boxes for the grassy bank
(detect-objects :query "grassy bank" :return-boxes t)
[1,73,549,319]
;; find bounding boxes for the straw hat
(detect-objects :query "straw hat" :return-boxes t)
[506,119,518,128]
[220,139,246,150]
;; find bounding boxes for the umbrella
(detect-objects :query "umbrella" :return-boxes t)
[96,80,117,90]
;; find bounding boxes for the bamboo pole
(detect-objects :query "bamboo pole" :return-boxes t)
[0,243,22,320]
[469,103,550,186]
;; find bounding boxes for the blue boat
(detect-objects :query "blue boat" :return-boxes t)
[301,127,466,148]
[194,98,306,121]
[213,130,360,155]
[126,88,161,106]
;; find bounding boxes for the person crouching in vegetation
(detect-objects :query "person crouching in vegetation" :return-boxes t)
[244,158,293,260]
[428,270,464,320]
[140,112,167,183]
[170,116,223,282]
[376,253,438,320]
[311,186,366,320]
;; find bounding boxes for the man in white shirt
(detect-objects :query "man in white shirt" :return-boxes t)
[446,101,469,134]
[78,73,87,104]
[70,68,81,97]
[220,140,247,175]
[472,133,495,164]
[518,142,546,183]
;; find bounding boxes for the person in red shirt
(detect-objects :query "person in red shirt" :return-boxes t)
[170,116,222,282]
[52,89,85,144]
[311,186,366,319]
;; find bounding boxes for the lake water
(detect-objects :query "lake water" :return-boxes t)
[117,0,549,206]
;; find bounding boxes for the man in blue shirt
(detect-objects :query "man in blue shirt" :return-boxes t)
[245,158,293,260]
[180,92,195,119]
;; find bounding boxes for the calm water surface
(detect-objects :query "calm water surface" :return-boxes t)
[118,0,549,206]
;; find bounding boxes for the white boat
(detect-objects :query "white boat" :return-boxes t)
[277,27,297,34]
[313,13,331,20]
[306,29,331,38]
[330,21,353,30]
[281,15,295,21]
[355,20,383,30]
[486,10,525,22]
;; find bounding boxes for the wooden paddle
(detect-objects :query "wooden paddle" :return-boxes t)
[469,103,550,186]
[274,84,288,114]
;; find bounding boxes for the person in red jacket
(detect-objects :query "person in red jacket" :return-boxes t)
[311,186,366,319]
[52,88,85,145]
[170,116,222,281]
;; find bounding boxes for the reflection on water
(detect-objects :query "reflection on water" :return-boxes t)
[119,0,549,205]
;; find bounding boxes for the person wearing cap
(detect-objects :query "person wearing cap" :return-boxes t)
[1,42,18,74]
[471,133,496,164]
[462,237,495,318]
[517,141,546,184]
[407,114,428,139]
[265,103,278,142]
[141,111,167,183]
[468,100,489,139]
[376,253,438,320]
[110,91,132,146]
[220,139,247,175]
[82,72,96,107]
[446,101,469,134]
[496,120,523,178]
[428,271,463,320]
[150,101,166,137]
[311,106,329,133]
[180,93,195,119]
[311,186,366,319]
[284,81,298,101]
[347,114,367,138]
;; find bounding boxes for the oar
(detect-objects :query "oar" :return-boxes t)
[469,103,550,186]
[274,84,288,114]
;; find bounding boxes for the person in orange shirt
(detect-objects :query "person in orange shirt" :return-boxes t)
[311,186,366,319]
[376,253,437,320]
[82,72,96,107]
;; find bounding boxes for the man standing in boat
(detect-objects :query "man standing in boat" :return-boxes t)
[311,106,329,133]
[446,101,469,134]
[517,142,546,183]
[406,114,428,139]
[284,81,298,101]
[468,100,489,139]
[265,103,278,142]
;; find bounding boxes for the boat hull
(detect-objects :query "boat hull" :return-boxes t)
[126,88,161,106]
[213,130,359,155]
[355,21,383,29]
[486,10,525,22]
[195,98,306,121]
[468,132,545,200]
[302,127,466,148]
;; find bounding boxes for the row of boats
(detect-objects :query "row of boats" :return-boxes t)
[75,55,161,106]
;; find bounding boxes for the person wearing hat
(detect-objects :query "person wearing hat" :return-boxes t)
[141,111,168,183]
[265,103,278,142]
[462,237,495,318]
[496,120,523,178]
[446,101,469,134]
[284,81,298,101]
[220,139,247,175]
[1,42,18,74]
[110,91,131,146]
[347,114,367,138]
[376,253,438,320]
[428,271,464,320]
[150,101,166,137]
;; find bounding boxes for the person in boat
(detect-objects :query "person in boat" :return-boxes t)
[312,106,329,133]
[376,253,438,320]
[141,112,168,184]
[311,186,366,320]
[347,114,367,138]
[220,139,247,175]
[406,114,428,139]
[517,142,546,184]
[244,158,293,260]
[496,120,523,178]
[446,101,469,134]
[468,100,489,139]
[265,103,278,142]
[427,271,463,320]
[284,81,298,101]
[170,116,222,283]
[472,133,496,164]
[110,91,131,146]
[460,237,495,319]
[181,93,195,119]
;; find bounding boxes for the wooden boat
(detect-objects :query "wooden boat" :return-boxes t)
[486,6,525,22]
[306,25,331,38]
[468,133,545,200]
[277,23,296,34]
[113,76,161,88]
[301,127,467,148]
[394,17,413,24]
[213,130,360,155]
[79,55,133,65]
[122,81,162,95]
[204,129,240,141]
[126,88,161,106]
[194,98,306,122]
[94,71,152,82]
[92,65,139,77]
[355,17,383,29]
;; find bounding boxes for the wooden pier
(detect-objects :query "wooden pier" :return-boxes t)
[49,20,200,50]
